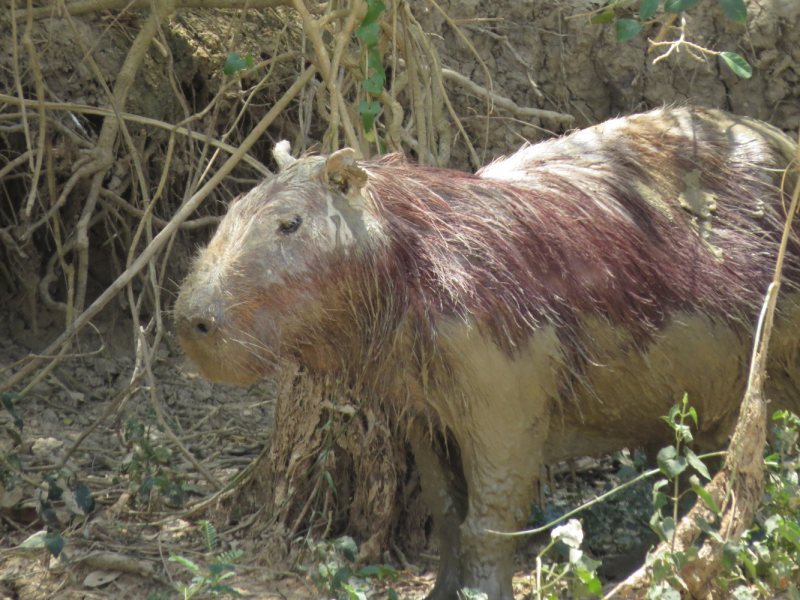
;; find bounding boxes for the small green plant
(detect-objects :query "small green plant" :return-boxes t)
[168,520,244,599]
[533,519,602,599]
[646,394,717,596]
[588,0,752,78]
[222,53,255,76]
[27,468,95,562]
[306,535,399,600]
[716,410,800,597]
[119,415,186,508]
[17,529,67,560]
[355,0,387,141]
[1,392,24,439]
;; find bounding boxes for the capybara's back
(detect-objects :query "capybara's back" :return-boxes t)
[175,107,800,600]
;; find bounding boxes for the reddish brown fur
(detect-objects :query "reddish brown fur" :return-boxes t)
[175,107,800,600]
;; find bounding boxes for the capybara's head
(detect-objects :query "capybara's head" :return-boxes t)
[174,146,379,385]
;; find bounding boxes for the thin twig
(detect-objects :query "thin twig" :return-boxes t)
[10,0,33,173]
[21,0,46,218]
[0,94,271,176]
[441,68,575,124]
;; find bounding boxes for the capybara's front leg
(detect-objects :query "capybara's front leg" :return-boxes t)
[456,418,548,600]
[409,418,468,600]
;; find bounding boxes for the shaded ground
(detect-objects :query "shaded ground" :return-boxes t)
[0,298,658,598]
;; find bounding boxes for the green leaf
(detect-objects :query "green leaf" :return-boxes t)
[341,582,367,600]
[718,0,747,23]
[1,393,24,431]
[616,19,643,42]
[335,536,358,563]
[199,520,218,553]
[720,52,752,78]
[169,552,201,574]
[207,563,234,576]
[650,513,666,540]
[640,0,660,20]
[387,589,399,600]
[74,482,95,514]
[47,481,64,502]
[355,564,398,581]
[245,53,255,69]
[361,0,386,28]
[332,566,354,592]
[664,0,701,13]
[780,520,800,549]
[590,11,615,24]
[657,445,688,478]
[19,530,47,549]
[45,531,65,559]
[690,475,721,515]
[653,479,669,510]
[355,22,380,47]
[684,448,711,480]
[720,541,743,572]
[358,100,382,132]
[694,516,723,542]
[368,48,386,80]
[223,53,249,75]
[742,553,757,579]
[661,517,676,541]
[688,406,698,427]
[356,565,383,578]
[583,574,603,597]
[676,423,693,443]
[324,470,336,492]
[362,73,384,95]
[217,549,244,564]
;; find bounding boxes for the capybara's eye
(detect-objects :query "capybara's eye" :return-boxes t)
[278,216,302,235]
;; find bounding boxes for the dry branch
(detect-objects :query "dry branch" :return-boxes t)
[0,65,318,399]
[12,0,292,21]
[0,95,272,175]
[442,68,575,125]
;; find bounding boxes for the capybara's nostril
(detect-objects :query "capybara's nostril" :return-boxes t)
[175,313,218,341]
[193,318,213,336]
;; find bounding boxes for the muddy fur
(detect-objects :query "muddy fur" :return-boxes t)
[175,107,800,600]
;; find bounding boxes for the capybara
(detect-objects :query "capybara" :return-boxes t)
[175,107,800,600]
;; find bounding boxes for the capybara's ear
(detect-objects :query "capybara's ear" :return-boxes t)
[324,148,368,195]
[273,140,296,170]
